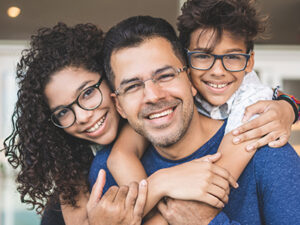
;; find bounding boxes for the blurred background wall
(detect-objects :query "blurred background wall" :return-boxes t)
[0,0,299,224]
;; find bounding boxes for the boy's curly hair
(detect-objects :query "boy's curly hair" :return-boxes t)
[2,22,105,213]
[178,0,269,52]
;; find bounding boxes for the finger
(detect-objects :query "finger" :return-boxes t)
[100,185,119,203]
[133,179,148,217]
[268,134,289,148]
[125,182,138,209]
[207,184,229,204]
[244,132,282,151]
[233,121,276,144]
[211,165,238,188]
[234,110,274,136]
[211,176,230,195]
[89,169,106,204]
[114,185,129,207]
[200,152,221,163]
[200,193,225,208]
[242,100,269,123]
[157,200,169,218]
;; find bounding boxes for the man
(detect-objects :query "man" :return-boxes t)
[89,15,300,224]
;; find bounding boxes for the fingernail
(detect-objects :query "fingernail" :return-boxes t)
[246,145,254,151]
[269,142,275,147]
[235,183,239,188]
[140,179,147,186]
[233,137,240,144]
[232,130,239,135]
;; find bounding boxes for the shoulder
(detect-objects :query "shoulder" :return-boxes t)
[252,143,300,185]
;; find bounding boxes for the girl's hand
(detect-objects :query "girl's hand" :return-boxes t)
[160,153,238,209]
[87,169,148,225]
[232,100,294,151]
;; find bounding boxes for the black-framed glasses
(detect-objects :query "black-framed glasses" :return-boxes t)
[187,50,251,72]
[115,66,187,96]
[51,76,104,128]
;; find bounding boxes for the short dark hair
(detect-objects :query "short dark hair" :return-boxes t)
[103,15,186,89]
[177,0,268,52]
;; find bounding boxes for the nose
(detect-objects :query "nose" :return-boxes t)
[74,106,93,124]
[210,58,226,77]
[143,80,166,103]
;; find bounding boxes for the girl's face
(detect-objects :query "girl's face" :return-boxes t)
[44,67,120,145]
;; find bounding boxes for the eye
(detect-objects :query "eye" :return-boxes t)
[55,108,71,120]
[123,82,144,94]
[156,73,176,82]
[82,87,96,99]
[193,53,212,60]
[225,54,243,60]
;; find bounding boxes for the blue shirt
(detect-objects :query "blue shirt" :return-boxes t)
[89,121,300,224]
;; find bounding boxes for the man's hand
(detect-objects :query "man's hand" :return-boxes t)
[158,198,219,225]
[161,153,238,209]
[87,169,148,225]
[232,100,294,150]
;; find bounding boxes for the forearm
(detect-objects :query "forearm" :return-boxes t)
[61,192,90,225]
[215,132,256,180]
[108,150,147,185]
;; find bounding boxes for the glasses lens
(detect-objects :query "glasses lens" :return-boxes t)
[190,53,214,70]
[52,108,75,128]
[78,87,102,110]
[223,54,248,71]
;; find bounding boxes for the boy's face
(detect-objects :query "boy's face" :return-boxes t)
[188,28,254,106]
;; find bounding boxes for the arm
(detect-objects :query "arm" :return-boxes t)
[107,123,149,185]
[61,191,90,225]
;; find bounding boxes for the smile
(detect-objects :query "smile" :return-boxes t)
[86,113,107,133]
[206,82,231,89]
[148,108,174,120]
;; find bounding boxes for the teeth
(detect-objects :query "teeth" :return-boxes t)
[207,82,228,89]
[86,115,106,133]
[149,109,173,120]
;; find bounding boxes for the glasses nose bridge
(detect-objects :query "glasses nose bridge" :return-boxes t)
[210,54,226,71]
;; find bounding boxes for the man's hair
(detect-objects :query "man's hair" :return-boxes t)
[103,15,186,89]
[177,0,268,52]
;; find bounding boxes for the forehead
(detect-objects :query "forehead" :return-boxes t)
[189,28,247,51]
[110,37,183,85]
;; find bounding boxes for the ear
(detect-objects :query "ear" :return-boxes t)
[186,68,198,97]
[110,93,127,119]
[245,51,255,73]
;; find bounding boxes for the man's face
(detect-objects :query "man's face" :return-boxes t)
[110,37,197,147]
[188,28,254,106]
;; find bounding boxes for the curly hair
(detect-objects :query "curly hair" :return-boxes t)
[178,0,269,52]
[2,22,105,213]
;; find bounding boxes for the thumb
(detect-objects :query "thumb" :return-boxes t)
[242,101,268,123]
[201,152,221,163]
[90,169,106,204]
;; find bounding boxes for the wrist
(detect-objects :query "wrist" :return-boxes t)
[147,168,168,198]
[277,96,299,124]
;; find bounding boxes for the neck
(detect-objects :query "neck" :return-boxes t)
[154,107,223,160]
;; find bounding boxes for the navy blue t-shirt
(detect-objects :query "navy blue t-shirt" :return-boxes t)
[89,121,300,225]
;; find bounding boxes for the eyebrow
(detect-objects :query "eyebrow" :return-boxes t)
[50,80,94,112]
[191,47,245,54]
[119,65,173,86]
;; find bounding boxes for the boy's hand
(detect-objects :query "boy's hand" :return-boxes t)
[161,153,238,209]
[232,100,293,150]
[87,169,148,225]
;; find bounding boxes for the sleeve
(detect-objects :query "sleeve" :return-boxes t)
[254,144,300,224]
[88,146,118,194]
[208,212,241,225]
[225,71,273,134]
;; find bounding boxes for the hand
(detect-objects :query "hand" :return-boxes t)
[86,169,148,225]
[232,100,293,150]
[158,198,219,225]
[161,153,238,209]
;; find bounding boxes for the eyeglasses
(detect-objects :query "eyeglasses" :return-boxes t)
[187,50,251,72]
[114,66,187,96]
[51,76,104,128]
